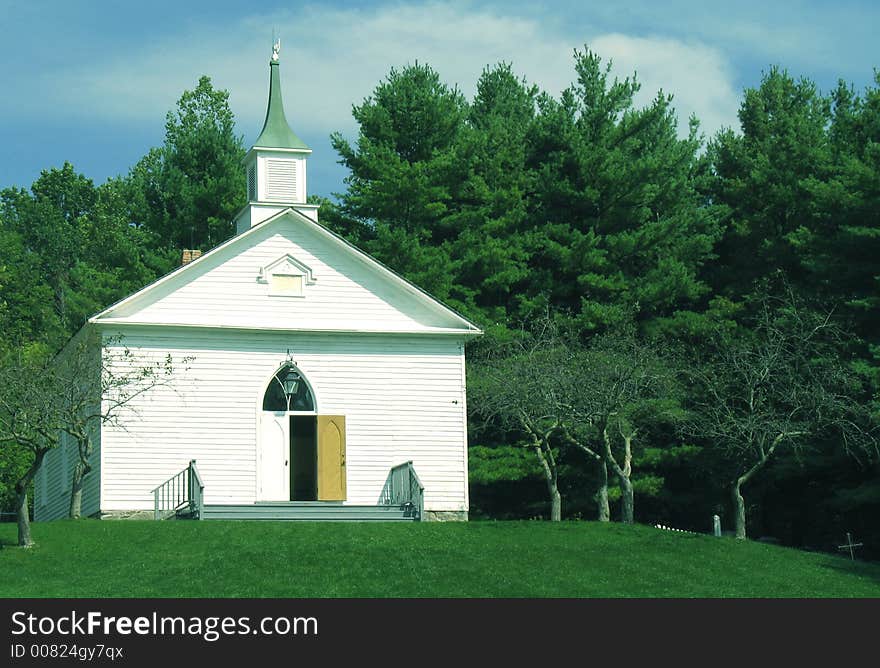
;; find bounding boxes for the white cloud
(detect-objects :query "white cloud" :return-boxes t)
[43,3,740,144]
[591,33,741,136]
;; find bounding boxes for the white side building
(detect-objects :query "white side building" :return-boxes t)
[35,49,480,522]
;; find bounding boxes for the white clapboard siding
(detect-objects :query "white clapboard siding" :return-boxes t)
[99,211,466,332]
[99,328,469,512]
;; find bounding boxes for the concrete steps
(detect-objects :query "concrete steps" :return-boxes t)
[199,502,417,521]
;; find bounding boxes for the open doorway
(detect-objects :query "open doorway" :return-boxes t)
[290,416,317,501]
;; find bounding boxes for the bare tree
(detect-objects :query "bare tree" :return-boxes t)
[686,292,877,539]
[562,330,680,524]
[468,321,571,521]
[469,318,678,524]
[0,353,58,546]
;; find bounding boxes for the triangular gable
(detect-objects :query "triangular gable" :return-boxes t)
[91,208,482,335]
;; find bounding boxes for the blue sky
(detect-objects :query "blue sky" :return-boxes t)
[1,0,877,199]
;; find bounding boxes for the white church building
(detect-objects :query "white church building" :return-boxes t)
[34,47,481,522]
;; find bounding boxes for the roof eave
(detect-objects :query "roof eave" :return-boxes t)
[242,146,312,164]
[90,319,483,337]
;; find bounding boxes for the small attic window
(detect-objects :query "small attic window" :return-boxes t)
[270,273,304,297]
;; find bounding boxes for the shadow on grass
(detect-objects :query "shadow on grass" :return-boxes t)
[819,556,880,585]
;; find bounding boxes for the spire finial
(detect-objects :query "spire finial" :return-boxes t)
[272,37,281,62]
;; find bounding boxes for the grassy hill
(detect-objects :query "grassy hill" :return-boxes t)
[2,520,878,597]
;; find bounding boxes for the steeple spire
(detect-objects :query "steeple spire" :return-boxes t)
[253,39,309,150]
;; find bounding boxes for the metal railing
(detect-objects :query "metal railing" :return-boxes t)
[380,461,424,520]
[151,460,204,520]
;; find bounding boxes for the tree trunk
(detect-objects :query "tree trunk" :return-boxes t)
[550,484,561,521]
[618,430,634,524]
[730,445,780,540]
[596,460,610,522]
[618,473,634,524]
[68,462,87,519]
[732,479,747,539]
[602,420,634,523]
[529,442,562,522]
[15,450,46,548]
[561,430,606,522]
[15,488,33,548]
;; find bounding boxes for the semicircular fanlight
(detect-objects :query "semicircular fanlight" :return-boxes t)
[262,364,315,411]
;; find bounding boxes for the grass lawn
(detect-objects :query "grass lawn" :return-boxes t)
[1,519,878,597]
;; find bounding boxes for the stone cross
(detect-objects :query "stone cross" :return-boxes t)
[837,532,863,561]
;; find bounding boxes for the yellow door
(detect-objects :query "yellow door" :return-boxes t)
[317,415,346,501]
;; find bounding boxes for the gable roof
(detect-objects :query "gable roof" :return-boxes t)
[90,208,482,336]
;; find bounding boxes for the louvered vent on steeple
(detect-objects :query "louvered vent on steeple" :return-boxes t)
[247,164,257,201]
[266,159,297,201]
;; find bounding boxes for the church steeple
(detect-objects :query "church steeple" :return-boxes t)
[235,39,318,234]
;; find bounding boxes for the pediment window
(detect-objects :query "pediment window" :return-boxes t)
[258,254,316,298]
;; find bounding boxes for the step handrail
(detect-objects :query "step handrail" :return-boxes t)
[151,460,204,520]
[381,461,424,520]
[189,460,204,519]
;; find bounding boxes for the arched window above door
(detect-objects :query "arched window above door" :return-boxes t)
[262,364,315,412]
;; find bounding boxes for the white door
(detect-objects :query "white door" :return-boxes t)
[259,413,288,500]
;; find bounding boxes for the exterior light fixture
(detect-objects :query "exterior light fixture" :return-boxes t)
[282,367,301,398]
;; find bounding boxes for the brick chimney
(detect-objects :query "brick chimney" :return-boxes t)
[181,249,202,266]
